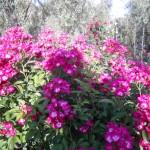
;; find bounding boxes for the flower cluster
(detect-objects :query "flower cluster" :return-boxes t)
[98,73,112,93]
[110,78,131,96]
[1,25,149,149]
[32,28,70,58]
[128,61,150,87]
[73,34,102,65]
[140,140,150,150]
[43,77,71,100]
[79,120,94,134]
[0,65,17,84]
[43,48,83,76]
[133,94,150,132]
[99,55,150,97]
[0,83,16,96]
[109,57,150,88]
[0,26,33,96]
[46,99,74,129]
[98,72,131,96]
[0,26,32,60]
[109,57,131,79]
[103,39,128,55]
[0,56,16,96]
[105,122,133,150]
[0,122,16,137]
[32,28,56,58]
[73,34,87,50]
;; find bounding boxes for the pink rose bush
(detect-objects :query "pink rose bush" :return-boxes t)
[0,25,149,149]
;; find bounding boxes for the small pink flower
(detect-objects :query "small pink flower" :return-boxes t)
[17,118,26,126]
[20,103,32,115]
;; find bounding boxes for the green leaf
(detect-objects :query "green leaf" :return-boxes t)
[142,130,148,141]
[8,137,15,150]
[99,99,114,105]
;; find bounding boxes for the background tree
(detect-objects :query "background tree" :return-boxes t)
[114,0,150,61]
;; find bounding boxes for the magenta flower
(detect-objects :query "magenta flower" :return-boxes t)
[79,120,94,134]
[133,94,150,132]
[98,73,112,93]
[110,78,131,96]
[46,99,75,129]
[140,139,150,150]
[103,38,128,54]
[17,118,26,126]
[0,26,33,96]
[0,83,16,96]
[0,26,33,60]
[42,48,83,76]
[105,122,133,150]
[128,61,150,87]
[43,77,71,99]
[0,122,16,137]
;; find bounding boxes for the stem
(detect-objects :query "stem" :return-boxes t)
[133,24,137,58]
[136,83,143,96]
[142,130,148,142]
[141,26,145,61]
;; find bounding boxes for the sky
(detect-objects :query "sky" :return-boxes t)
[110,0,129,18]
[90,0,129,19]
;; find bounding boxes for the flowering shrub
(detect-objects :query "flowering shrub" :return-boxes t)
[0,26,149,150]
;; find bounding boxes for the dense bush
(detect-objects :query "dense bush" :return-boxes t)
[0,26,149,150]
